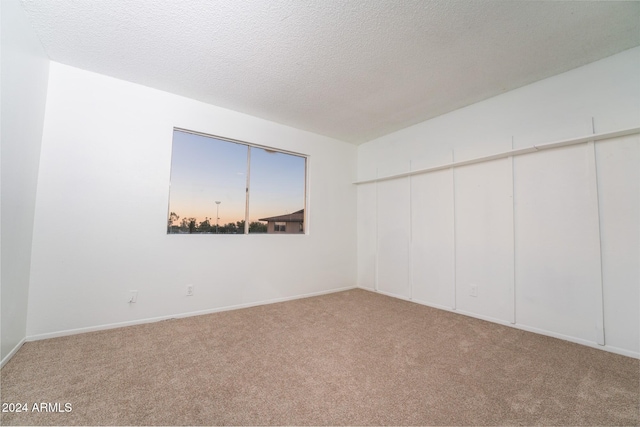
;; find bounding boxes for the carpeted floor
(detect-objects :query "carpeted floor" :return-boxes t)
[1,288,638,426]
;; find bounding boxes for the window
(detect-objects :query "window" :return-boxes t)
[167,129,307,234]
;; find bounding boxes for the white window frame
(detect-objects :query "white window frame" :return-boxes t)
[169,127,309,235]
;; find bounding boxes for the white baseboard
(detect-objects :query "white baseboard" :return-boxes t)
[26,286,357,342]
[409,298,455,313]
[1,338,26,368]
[358,286,640,360]
[373,288,413,302]
[510,323,640,359]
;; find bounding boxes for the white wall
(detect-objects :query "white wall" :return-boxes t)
[26,63,357,338]
[1,0,50,364]
[357,47,640,357]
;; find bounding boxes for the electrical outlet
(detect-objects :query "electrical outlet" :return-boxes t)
[186,284,194,296]
[470,284,478,297]
[129,290,138,303]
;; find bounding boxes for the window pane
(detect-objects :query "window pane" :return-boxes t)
[249,148,305,234]
[167,131,247,234]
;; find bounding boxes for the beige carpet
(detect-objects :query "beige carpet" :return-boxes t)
[1,289,638,426]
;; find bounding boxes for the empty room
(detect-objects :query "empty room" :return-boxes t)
[2,0,639,425]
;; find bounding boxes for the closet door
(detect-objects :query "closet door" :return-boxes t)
[377,178,411,299]
[411,169,454,308]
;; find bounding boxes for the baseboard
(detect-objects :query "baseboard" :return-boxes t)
[408,297,457,313]
[358,286,640,360]
[26,286,357,342]
[1,338,26,368]
[453,308,516,327]
[372,288,413,302]
[510,323,640,359]
[362,288,514,327]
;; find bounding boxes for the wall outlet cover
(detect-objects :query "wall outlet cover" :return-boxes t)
[470,284,478,297]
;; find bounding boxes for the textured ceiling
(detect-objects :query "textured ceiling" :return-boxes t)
[20,0,640,144]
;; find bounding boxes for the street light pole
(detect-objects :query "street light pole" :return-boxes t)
[215,201,221,234]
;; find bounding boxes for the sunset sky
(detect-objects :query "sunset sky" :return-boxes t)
[167,130,305,228]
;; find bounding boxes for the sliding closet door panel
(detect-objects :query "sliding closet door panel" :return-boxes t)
[357,183,377,290]
[411,170,454,307]
[455,158,513,322]
[597,135,639,353]
[514,145,600,342]
[377,178,411,298]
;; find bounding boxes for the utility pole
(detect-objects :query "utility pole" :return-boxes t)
[215,201,221,233]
